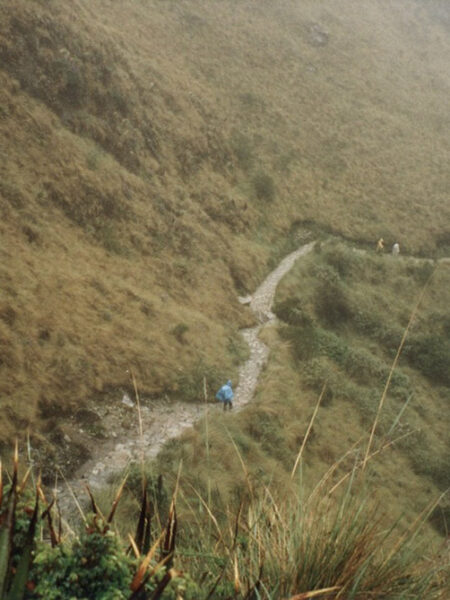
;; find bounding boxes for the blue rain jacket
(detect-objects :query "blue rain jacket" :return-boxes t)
[216,380,234,402]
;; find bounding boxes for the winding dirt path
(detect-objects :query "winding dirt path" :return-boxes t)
[60,242,315,507]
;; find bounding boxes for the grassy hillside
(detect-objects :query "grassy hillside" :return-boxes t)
[146,241,449,546]
[1,0,449,471]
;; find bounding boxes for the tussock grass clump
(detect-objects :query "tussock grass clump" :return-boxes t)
[75,443,449,599]
[152,449,448,599]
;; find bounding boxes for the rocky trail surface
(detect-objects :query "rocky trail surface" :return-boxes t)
[58,242,316,512]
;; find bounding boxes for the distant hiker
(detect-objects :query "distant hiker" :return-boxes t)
[376,238,384,252]
[392,242,400,256]
[216,380,234,411]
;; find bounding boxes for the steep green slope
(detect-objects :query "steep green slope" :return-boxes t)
[152,241,449,542]
[0,0,449,470]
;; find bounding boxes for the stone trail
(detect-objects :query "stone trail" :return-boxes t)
[58,242,315,510]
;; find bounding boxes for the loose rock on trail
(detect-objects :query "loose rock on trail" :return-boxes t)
[58,242,315,510]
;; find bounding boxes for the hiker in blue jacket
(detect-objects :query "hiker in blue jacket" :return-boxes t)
[216,380,234,411]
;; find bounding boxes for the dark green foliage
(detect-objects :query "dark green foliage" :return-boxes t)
[276,296,321,362]
[0,450,201,600]
[0,456,41,600]
[405,334,450,386]
[30,525,134,599]
[274,296,313,327]
[123,467,168,518]
[316,329,349,366]
[377,325,404,355]
[400,430,450,491]
[252,171,276,202]
[316,329,410,392]
[352,307,404,355]
[29,519,197,599]
[314,267,352,327]
[350,308,381,337]
[280,323,319,362]
[322,243,363,280]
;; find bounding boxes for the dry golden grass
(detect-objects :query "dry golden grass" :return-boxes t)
[0,0,449,463]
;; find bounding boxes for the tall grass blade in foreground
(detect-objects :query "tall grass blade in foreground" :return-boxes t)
[175,446,448,598]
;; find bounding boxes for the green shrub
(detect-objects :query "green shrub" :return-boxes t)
[252,170,275,202]
[345,346,409,389]
[313,267,352,327]
[174,360,225,402]
[378,325,404,354]
[274,296,313,327]
[356,388,382,427]
[322,243,363,280]
[280,323,320,362]
[301,357,335,393]
[351,307,383,337]
[30,526,134,599]
[399,430,450,490]
[316,329,349,366]
[405,334,450,386]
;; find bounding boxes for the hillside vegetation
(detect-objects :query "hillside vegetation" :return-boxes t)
[88,242,450,596]
[1,0,449,471]
[2,445,448,599]
[146,241,449,540]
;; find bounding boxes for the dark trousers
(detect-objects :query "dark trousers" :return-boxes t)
[223,399,233,411]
